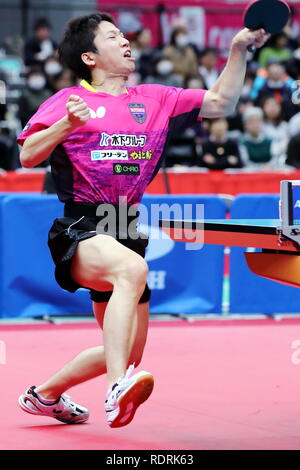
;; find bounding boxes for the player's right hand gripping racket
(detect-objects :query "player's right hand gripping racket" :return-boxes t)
[243,0,291,53]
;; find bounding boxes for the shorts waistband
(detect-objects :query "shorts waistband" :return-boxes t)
[64,201,140,221]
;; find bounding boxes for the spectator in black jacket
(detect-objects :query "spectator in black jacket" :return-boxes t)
[196,118,243,170]
[286,133,300,168]
[24,18,57,67]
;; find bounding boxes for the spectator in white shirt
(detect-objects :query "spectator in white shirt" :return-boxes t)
[198,48,220,89]
[261,96,289,164]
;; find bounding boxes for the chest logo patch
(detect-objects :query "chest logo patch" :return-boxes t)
[128,103,146,124]
[89,106,106,119]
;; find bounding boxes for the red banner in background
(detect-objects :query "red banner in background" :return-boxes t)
[98,1,300,50]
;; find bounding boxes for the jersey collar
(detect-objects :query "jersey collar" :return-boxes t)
[80,79,129,95]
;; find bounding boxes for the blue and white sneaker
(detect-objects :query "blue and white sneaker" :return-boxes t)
[105,364,154,428]
[18,386,89,424]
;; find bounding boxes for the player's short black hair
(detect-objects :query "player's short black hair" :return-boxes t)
[58,13,116,83]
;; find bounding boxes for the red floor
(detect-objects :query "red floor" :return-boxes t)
[1,319,300,450]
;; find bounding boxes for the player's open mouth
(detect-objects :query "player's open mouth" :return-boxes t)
[124,50,135,61]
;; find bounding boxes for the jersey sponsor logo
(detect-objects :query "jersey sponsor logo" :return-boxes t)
[99,133,147,147]
[128,103,146,124]
[89,106,106,119]
[113,163,140,175]
[91,150,128,161]
[130,150,153,160]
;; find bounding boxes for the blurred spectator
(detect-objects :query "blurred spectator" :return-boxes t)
[241,71,256,100]
[198,48,220,89]
[163,74,208,168]
[163,27,199,85]
[130,29,159,81]
[251,61,297,120]
[286,133,300,168]
[196,118,243,170]
[1,34,23,57]
[285,48,300,80]
[261,96,289,163]
[240,107,275,169]
[227,97,254,135]
[52,69,77,91]
[185,75,206,90]
[24,18,57,67]
[258,33,292,68]
[0,126,20,171]
[42,68,77,191]
[44,55,63,78]
[45,60,77,93]
[0,127,11,170]
[226,70,255,134]
[18,67,52,129]
[144,56,182,87]
[288,109,300,138]
[164,129,198,168]
[0,102,6,121]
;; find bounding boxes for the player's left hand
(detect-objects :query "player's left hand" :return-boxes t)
[231,28,270,51]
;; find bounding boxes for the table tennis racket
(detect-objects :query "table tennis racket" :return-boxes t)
[243,0,291,53]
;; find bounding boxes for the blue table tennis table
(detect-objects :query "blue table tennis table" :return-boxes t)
[159,218,300,288]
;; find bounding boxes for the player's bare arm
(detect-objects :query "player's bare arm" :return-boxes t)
[199,28,270,119]
[20,95,90,168]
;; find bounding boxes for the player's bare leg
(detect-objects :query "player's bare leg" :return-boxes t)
[69,234,149,387]
[35,302,149,399]
[19,234,153,426]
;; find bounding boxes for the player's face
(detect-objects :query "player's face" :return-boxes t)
[93,21,136,75]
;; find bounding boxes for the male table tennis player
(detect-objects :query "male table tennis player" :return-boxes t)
[17,13,268,428]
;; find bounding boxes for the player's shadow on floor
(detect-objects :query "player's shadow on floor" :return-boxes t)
[19,423,89,429]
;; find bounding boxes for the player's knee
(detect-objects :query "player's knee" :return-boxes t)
[119,257,148,291]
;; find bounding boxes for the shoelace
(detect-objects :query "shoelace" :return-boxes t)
[107,363,135,405]
[60,393,76,410]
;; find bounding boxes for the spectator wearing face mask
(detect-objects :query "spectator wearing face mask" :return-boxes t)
[24,18,57,67]
[163,27,199,85]
[43,56,64,91]
[198,48,220,89]
[18,68,52,129]
[129,29,159,81]
[144,56,182,87]
[44,56,63,77]
[196,118,243,170]
[240,107,277,169]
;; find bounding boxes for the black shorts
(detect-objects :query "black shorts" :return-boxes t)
[48,202,151,304]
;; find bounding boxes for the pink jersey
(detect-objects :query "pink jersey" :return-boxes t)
[17,82,207,204]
